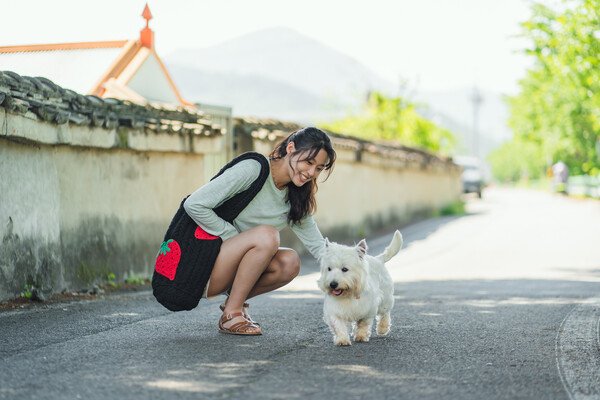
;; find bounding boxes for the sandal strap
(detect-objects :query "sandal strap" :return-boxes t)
[226,321,259,333]
[219,312,261,334]
[219,302,260,327]
[241,304,258,324]
[220,311,244,323]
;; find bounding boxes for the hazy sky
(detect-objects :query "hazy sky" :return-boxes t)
[1,0,533,95]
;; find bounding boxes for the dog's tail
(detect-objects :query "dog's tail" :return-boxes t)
[376,230,403,263]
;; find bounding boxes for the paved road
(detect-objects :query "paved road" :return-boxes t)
[1,187,599,400]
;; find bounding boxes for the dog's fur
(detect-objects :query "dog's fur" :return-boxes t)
[317,230,403,346]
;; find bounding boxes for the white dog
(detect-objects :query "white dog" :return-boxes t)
[317,230,403,346]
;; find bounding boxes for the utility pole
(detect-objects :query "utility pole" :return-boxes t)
[470,86,483,159]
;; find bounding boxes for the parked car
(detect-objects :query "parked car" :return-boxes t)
[454,156,485,198]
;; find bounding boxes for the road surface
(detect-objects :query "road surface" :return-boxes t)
[1,187,599,399]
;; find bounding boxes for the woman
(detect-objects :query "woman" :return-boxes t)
[183,127,336,335]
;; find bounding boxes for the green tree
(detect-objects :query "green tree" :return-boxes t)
[488,138,546,182]
[320,92,456,154]
[495,0,600,180]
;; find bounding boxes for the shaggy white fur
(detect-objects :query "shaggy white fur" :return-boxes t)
[317,230,403,346]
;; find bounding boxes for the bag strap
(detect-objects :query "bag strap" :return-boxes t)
[212,152,271,223]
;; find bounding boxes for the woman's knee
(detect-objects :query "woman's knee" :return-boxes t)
[252,225,280,251]
[275,250,301,281]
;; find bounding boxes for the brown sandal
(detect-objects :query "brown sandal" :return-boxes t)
[219,303,260,326]
[219,311,262,336]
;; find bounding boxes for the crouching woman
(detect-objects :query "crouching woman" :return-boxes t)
[183,127,336,335]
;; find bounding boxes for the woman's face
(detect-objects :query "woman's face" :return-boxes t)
[285,143,329,187]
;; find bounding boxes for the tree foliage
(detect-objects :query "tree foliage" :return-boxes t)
[320,92,456,154]
[493,0,600,180]
[488,138,546,182]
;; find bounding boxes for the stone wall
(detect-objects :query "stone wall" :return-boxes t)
[0,111,224,301]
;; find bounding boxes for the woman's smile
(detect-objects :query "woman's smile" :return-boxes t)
[300,173,310,183]
[288,148,328,187]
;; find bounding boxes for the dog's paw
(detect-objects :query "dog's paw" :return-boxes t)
[354,333,370,342]
[376,326,390,336]
[334,337,352,346]
[376,318,391,336]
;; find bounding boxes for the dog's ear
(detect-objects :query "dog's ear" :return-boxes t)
[324,237,330,248]
[356,239,368,260]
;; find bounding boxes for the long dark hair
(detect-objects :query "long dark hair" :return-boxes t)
[269,127,336,225]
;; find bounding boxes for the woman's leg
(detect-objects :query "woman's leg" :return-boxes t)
[206,225,280,314]
[206,226,301,328]
[245,248,300,299]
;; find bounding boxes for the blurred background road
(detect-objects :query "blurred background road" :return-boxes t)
[1,186,598,400]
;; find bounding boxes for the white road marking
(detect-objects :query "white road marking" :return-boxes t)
[556,296,600,399]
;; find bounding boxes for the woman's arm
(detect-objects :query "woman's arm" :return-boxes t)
[183,159,261,241]
[290,215,326,260]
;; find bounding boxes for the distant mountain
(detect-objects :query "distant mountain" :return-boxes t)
[168,64,353,123]
[164,27,392,122]
[164,27,512,157]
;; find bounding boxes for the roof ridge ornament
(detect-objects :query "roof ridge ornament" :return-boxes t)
[140,3,154,49]
[142,3,153,23]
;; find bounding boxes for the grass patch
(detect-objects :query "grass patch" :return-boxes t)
[19,285,34,300]
[124,274,150,286]
[438,201,466,216]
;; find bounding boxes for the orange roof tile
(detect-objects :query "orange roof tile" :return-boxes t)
[0,41,128,54]
[90,40,142,96]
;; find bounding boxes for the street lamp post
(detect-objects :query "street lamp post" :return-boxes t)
[470,86,484,159]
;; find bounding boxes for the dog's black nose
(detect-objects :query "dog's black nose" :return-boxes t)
[329,281,338,289]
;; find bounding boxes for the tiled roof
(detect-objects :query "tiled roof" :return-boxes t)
[0,41,129,53]
[233,116,302,141]
[0,70,222,136]
[234,116,456,169]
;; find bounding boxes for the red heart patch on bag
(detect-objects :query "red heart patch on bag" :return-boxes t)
[194,226,219,240]
[155,239,181,280]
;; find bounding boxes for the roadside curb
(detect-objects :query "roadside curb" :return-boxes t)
[556,296,600,399]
